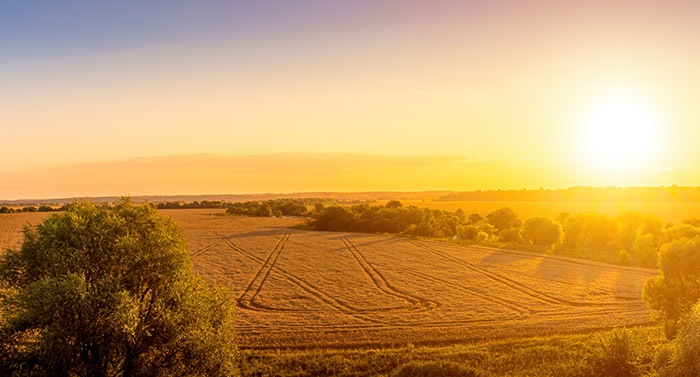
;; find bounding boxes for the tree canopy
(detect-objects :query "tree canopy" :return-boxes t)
[0,198,238,377]
[643,236,700,337]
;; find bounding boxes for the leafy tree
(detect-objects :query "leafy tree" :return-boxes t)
[486,207,520,231]
[254,203,273,217]
[562,214,617,249]
[314,206,357,231]
[385,200,403,209]
[640,214,664,238]
[457,222,495,241]
[632,233,658,267]
[681,217,700,228]
[519,216,561,246]
[643,236,700,337]
[0,198,238,377]
[662,224,700,244]
[656,301,700,377]
[467,213,483,224]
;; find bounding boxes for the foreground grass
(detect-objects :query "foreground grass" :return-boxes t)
[241,326,664,377]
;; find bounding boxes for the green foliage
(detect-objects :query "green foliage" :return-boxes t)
[391,361,484,377]
[643,236,700,338]
[240,327,662,377]
[386,200,403,209]
[640,214,664,237]
[519,216,561,246]
[581,329,640,377]
[662,224,700,244]
[497,227,522,244]
[617,249,631,266]
[225,198,330,217]
[656,301,700,377]
[631,233,658,267]
[0,198,238,377]
[467,213,483,224]
[314,204,463,238]
[457,222,495,241]
[485,207,521,231]
[561,214,617,249]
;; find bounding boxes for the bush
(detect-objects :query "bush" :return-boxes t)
[391,361,485,377]
[519,216,562,246]
[498,227,522,244]
[457,222,495,241]
[585,328,639,377]
[617,249,630,266]
[0,198,238,377]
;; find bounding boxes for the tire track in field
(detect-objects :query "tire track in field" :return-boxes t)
[409,240,639,308]
[340,236,438,311]
[189,238,226,259]
[211,232,398,325]
[382,265,531,319]
[238,232,291,308]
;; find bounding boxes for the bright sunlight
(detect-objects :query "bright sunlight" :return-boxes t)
[582,95,658,170]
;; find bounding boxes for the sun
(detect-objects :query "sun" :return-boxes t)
[582,96,657,170]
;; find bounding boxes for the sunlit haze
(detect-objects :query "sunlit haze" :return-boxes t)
[2,0,700,199]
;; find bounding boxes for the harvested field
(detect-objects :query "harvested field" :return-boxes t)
[165,210,657,349]
[1,210,657,349]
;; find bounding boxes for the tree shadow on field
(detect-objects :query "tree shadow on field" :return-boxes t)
[533,257,606,286]
[478,247,541,266]
[225,228,291,239]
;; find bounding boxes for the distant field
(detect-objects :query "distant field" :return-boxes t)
[396,200,700,223]
[2,210,657,349]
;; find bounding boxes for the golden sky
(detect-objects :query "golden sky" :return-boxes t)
[2,1,699,199]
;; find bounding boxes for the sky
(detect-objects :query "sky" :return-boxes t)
[2,0,700,199]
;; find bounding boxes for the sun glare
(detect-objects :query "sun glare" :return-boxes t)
[582,96,657,170]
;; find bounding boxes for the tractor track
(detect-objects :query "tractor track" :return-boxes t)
[409,240,641,308]
[340,236,438,312]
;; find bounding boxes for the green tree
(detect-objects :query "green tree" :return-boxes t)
[643,236,700,338]
[486,207,521,231]
[0,198,238,377]
[385,200,403,209]
[656,301,700,377]
[519,216,562,246]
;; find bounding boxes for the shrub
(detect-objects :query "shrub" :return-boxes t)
[498,227,522,244]
[0,198,238,376]
[391,360,485,377]
[617,249,631,266]
[457,222,495,241]
[585,328,639,377]
[476,231,490,243]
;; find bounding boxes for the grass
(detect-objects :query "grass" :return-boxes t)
[240,326,664,377]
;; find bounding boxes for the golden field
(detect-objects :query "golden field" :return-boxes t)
[1,209,656,349]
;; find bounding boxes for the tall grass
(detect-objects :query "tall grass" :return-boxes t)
[240,326,663,377]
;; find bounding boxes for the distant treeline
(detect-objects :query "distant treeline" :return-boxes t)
[226,198,335,217]
[311,200,700,267]
[0,205,60,213]
[439,186,700,203]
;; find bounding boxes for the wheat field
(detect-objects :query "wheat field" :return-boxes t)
[1,209,656,349]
